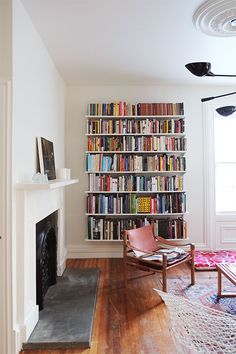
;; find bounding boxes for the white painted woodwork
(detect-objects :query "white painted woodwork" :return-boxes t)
[16,178,79,190]
[15,179,78,345]
[203,96,236,250]
[0,80,12,354]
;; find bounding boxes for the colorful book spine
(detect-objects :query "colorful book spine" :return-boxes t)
[87,216,187,240]
[87,102,184,116]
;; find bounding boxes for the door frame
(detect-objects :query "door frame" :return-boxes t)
[0,79,13,354]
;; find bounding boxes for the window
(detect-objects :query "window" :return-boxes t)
[215,115,236,213]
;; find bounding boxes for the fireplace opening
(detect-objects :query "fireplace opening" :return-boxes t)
[36,211,58,310]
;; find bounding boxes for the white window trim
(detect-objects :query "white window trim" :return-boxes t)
[202,100,216,249]
[0,79,13,354]
[203,95,236,250]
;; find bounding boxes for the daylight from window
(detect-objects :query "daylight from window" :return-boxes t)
[215,115,236,213]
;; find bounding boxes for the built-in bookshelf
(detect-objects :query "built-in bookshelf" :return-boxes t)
[85,101,187,242]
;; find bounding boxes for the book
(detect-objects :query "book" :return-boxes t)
[137,196,151,213]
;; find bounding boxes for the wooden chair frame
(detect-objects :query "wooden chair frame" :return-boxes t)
[123,226,195,292]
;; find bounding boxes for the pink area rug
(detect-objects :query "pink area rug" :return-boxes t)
[194,250,236,270]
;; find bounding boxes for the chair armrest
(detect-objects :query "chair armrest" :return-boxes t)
[126,243,158,257]
[127,243,183,260]
[156,236,195,250]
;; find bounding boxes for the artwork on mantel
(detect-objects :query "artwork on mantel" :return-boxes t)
[37,137,56,180]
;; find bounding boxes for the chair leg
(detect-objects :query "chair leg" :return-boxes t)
[162,268,167,292]
[190,245,195,285]
[191,259,195,285]
[123,260,127,287]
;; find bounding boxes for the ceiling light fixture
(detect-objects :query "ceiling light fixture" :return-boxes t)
[185,62,236,77]
[201,91,236,102]
[200,91,236,117]
[216,106,236,116]
[193,0,236,37]
[231,18,236,26]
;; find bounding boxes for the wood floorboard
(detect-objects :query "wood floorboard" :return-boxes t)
[20,258,211,354]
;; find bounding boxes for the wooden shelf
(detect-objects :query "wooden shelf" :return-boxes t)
[85,239,122,242]
[16,179,79,190]
[85,171,186,174]
[85,115,185,119]
[86,133,185,137]
[86,150,186,154]
[85,238,188,243]
[86,213,186,216]
[85,190,186,194]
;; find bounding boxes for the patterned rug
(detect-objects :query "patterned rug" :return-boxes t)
[168,274,236,315]
[194,250,236,270]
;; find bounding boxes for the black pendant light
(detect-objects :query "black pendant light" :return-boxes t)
[185,62,236,116]
[200,91,236,117]
[216,106,236,117]
[185,62,236,77]
[201,91,236,102]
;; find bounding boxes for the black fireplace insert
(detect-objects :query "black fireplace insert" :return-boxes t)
[36,211,58,310]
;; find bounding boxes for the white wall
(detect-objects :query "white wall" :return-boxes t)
[12,0,66,351]
[12,0,65,183]
[65,85,236,257]
[0,0,12,78]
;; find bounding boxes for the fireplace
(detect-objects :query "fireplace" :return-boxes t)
[36,211,58,310]
[15,178,78,349]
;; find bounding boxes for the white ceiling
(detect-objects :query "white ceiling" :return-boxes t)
[21,0,236,86]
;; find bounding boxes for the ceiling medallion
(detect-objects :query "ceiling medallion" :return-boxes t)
[193,0,236,36]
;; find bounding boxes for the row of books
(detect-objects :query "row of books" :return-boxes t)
[87,193,186,214]
[86,153,186,172]
[87,136,186,152]
[88,174,184,192]
[87,102,184,116]
[87,217,187,240]
[137,103,184,116]
[87,118,185,135]
[88,217,123,240]
[88,102,135,116]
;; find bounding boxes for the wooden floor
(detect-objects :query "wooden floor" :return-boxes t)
[20,258,201,354]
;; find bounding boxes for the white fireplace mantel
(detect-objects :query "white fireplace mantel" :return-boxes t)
[16,178,79,190]
[15,178,79,346]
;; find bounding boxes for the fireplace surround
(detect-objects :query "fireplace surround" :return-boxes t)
[15,179,78,348]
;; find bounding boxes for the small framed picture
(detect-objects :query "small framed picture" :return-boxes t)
[37,137,56,180]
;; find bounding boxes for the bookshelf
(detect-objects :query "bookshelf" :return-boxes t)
[85,102,187,242]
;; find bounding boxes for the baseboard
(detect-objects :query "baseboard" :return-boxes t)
[67,242,208,259]
[67,244,123,258]
[57,249,67,275]
[195,243,211,250]
[13,326,21,354]
[24,304,39,340]
[12,304,39,354]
